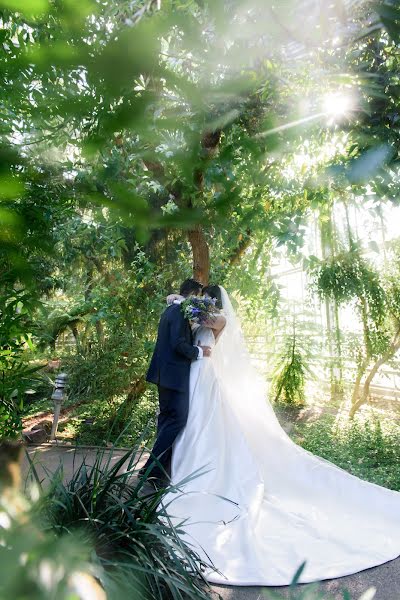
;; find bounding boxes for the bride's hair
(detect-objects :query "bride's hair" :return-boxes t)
[202,284,222,309]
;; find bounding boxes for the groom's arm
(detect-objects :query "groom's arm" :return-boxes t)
[169,309,200,361]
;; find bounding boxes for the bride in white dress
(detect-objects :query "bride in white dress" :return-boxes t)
[161,285,400,586]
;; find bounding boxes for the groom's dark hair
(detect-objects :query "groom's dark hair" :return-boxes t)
[179,278,203,297]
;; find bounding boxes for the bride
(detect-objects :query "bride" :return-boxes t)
[160,284,400,586]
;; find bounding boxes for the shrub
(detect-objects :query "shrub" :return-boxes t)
[272,334,309,407]
[0,282,42,440]
[28,441,217,600]
[292,413,400,491]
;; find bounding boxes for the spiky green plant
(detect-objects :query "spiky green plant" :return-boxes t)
[25,434,220,600]
[272,328,312,407]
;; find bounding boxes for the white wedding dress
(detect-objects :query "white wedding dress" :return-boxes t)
[161,288,400,586]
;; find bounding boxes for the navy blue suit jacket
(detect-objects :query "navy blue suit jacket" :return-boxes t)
[146,303,199,393]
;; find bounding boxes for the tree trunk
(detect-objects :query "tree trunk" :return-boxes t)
[188,225,210,285]
[70,324,80,353]
[227,229,252,266]
[349,355,370,419]
[319,207,338,399]
[84,264,106,349]
[187,129,221,284]
[349,297,372,417]
[332,299,343,400]
[142,129,223,285]
[351,328,400,418]
[95,320,105,347]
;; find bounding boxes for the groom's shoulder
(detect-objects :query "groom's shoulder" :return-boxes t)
[163,303,182,319]
[162,303,179,316]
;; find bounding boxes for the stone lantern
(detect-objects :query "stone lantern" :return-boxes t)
[50,373,68,441]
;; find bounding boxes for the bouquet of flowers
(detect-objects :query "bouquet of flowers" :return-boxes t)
[181,296,217,324]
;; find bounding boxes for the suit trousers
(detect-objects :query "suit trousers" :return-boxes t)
[141,385,189,482]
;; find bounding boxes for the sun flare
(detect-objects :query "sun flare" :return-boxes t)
[323,92,354,118]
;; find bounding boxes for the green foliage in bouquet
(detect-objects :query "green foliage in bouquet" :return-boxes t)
[181,296,217,324]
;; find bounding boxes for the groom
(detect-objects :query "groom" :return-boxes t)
[139,278,212,487]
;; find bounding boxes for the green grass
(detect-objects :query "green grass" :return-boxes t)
[22,393,79,419]
[289,412,400,491]
[23,386,158,448]
[58,389,158,447]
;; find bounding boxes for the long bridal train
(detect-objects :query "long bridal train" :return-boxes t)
[161,287,400,586]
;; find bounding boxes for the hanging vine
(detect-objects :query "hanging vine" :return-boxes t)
[310,243,399,417]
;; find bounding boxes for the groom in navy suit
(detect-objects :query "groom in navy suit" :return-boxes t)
[139,278,212,486]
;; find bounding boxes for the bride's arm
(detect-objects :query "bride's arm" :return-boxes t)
[166,293,184,305]
[203,314,226,334]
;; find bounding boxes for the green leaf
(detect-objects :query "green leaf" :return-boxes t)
[0,0,49,16]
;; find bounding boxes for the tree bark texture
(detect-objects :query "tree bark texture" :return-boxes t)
[188,224,210,285]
